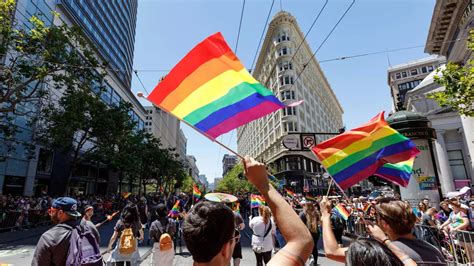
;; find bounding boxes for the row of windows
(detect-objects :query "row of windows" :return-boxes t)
[275,31,291,43]
[397,79,422,92]
[280,90,296,100]
[278,47,292,57]
[394,65,436,80]
[283,121,298,132]
[282,106,296,116]
[278,61,293,71]
[279,75,294,86]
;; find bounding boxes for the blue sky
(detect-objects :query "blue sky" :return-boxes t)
[130,0,436,184]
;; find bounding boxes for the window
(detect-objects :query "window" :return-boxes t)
[282,107,296,116]
[448,150,468,180]
[278,47,290,56]
[396,73,401,79]
[279,61,293,71]
[421,66,427,73]
[410,69,418,76]
[427,65,434,72]
[401,71,407,78]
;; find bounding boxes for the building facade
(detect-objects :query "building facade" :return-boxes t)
[198,174,209,188]
[425,0,473,64]
[0,0,145,196]
[237,11,344,193]
[401,0,474,195]
[186,155,199,181]
[222,154,238,177]
[387,55,446,109]
[145,106,179,148]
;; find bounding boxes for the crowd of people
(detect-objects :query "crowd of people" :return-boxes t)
[4,156,470,265]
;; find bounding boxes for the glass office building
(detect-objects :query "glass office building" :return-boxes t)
[0,0,144,196]
[59,0,138,88]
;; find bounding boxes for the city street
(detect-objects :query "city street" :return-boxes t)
[0,217,343,266]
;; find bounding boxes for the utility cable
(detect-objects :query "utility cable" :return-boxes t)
[235,0,246,54]
[250,0,275,71]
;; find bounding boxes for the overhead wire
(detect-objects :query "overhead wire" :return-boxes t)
[289,0,356,91]
[250,0,275,71]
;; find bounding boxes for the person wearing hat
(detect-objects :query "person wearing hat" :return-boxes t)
[81,205,101,244]
[32,197,83,266]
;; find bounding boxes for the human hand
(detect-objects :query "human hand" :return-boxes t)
[243,156,269,193]
[319,196,332,218]
[366,223,387,242]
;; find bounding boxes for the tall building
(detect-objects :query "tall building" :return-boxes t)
[0,0,145,196]
[237,11,343,193]
[58,0,138,88]
[222,154,238,177]
[402,0,473,193]
[198,174,209,188]
[425,0,473,64]
[186,155,199,181]
[145,106,179,148]
[387,55,446,110]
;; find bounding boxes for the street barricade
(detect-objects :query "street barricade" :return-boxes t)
[0,210,50,232]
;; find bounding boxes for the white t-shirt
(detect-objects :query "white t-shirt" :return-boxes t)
[249,216,275,252]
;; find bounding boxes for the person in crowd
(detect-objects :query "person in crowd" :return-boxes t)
[440,199,469,232]
[250,205,275,266]
[32,197,83,266]
[183,156,313,266]
[416,202,427,219]
[231,202,245,266]
[81,205,101,244]
[468,201,474,230]
[107,203,144,265]
[422,198,431,208]
[149,203,176,266]
[437,201,451,223]
[138,196,148,227]
[299,200,320,265]
[346,238,404,266]
[319,196,417,266]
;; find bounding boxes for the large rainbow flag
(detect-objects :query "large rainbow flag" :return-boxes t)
[251,194,265,208]
[147,32,286,139]
[312,112,419,190]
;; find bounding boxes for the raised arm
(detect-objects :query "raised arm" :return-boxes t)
[244,156,313,266]
[319,196,347,262]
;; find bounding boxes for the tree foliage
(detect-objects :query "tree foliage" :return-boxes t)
[430,30,474,117]
[216,164,256,194]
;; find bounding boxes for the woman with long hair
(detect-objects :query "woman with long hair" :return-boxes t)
[106,203,144,265]
[346,238,403,266]
[249,205,275,266]
[299,201,320,265]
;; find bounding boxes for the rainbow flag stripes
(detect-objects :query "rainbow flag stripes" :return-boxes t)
[333,203,351,220]
[148,32,285,139]
[251,194,265,208]
[193,184,202,201]
[375,158,415,187]
[305,195,317,202]
[312,112,419,190]
[168,200,180,218]
[285,188,296,198]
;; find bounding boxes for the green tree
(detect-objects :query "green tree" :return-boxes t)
[216,164,256,194]
[430,30,474,117]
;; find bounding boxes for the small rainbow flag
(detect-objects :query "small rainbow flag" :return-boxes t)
[305,195,317,202]
[193,184,202,201]
[251,194,265,208]
[333,203,351,220]
[147,32,286,139]
[312,112,419,190]
[361,203,371,213]
[168,200,180,218]
[122,192,131,199]
[233,202,240,214]
[285,188,296,198]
